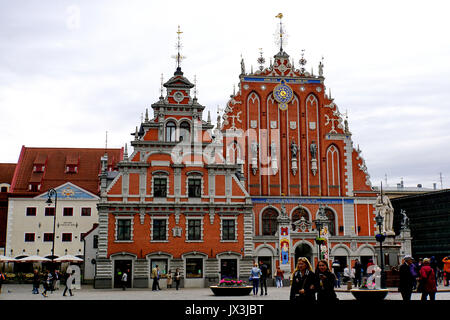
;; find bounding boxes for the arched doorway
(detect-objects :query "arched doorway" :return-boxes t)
[294,243,313,268]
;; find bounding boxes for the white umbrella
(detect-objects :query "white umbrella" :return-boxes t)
[0,255,15,262]
[16,255,51,262]
[53,255,83,263]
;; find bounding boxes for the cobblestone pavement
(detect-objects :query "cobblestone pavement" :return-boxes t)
[1,284,450,300]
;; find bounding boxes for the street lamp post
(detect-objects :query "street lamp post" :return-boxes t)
[46,188,58,266]
[375,212,386,289]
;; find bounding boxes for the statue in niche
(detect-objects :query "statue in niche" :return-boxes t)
[251,141,259,158]
[290,140,298,159]
[310,140,317,160]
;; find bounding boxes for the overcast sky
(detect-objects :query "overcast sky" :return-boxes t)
[1,0,449,189]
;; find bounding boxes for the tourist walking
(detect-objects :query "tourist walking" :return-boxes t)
[41,270,52,297]
[442,256,450,286]
[167,269,173,289]
[174,268,181,290]
[121,270,128,290]
[53,270,60,290]
[32,269,40,294]
[398,255,415,301]
[353,259,362,288]
[315,260,337,303]
[250,262,261,295]
[259,261,268,296]
[152,265,159,291]
[290,257,316,302]
[63,270,75,296]
[332,258,341,288]
[275,267,284,288]
[419,258,437,301]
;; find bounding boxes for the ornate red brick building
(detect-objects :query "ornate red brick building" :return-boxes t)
[96,22,395,288]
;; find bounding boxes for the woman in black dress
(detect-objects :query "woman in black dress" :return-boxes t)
[290,257,316,302]
[315,259,338,303]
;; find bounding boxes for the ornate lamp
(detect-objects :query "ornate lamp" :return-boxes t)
[375,211,386,289]
[46,188,58,265]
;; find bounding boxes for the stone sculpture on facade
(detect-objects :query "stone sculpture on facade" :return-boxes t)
[400,209,410,230]
[310,140,318,176]
[251,140,259,175]
[290,139,298,176]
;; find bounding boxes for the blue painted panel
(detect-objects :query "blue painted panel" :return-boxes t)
[37,184,97,200]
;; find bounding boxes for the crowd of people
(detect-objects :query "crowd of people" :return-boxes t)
[30,269,76,297]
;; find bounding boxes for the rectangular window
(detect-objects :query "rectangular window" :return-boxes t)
[186,258,203,278]
[43,233,54,242]
[153,178,167,197]
[81,208,91,216]
[117,219,132,241]
[62,233,72,242]
[188,179,201,198]
[26,207,37,216]
[63,207,73,216]
[66,165,78,173]
[152,219,167,241]
[150,259,168,276]
[222,219,236,241]
[188,219,202,241]
[45,207,55,216]
[1,186,8,192]
[25,233,35,242]
[93,235,98,249]
[29,184,39,192]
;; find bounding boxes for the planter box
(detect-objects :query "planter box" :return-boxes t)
[210,286,253,296]
[350,289,389,301]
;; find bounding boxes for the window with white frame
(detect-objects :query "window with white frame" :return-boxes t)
[186,218,203,241]
[221,218,237,241]
[152,218,168,241]
[116,217,133,241]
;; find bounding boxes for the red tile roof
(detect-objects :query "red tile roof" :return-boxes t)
[0,163,16,184]
[10,146,123,195]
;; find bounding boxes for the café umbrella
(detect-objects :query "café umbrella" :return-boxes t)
[16,255,51,263]
[0,255,15,262]
[53,255,83,263]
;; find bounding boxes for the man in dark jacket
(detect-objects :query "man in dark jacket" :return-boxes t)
[399,255,415,300]
[259,261,269,296]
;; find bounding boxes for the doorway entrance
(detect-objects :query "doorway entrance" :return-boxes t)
[295,243,313,268]
[220,259,237,279]
[114,259,132,288]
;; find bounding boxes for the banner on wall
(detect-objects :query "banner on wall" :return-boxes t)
[279,226,290,265]
[320,225,330,261]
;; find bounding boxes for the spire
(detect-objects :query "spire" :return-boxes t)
[172,25,185,75]
[275,13,285,53]
[145,108,149,122]
[134,126,139,140]
[207,110,211,124]
[193,75,197,99]
[299,49,307,74]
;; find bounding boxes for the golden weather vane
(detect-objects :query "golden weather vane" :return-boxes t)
[275,13,284,52]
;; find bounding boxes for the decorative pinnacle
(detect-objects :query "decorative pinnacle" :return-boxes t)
[257,48,265,71]
[160,73,164,97]
[299,49,307,74]
[193,75,197,99]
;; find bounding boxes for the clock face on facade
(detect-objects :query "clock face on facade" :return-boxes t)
[273,80,293,110]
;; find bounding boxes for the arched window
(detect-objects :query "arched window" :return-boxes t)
[262,209,278,236]
[291,207,310,231]
[324,208,336,236]
[165,121,176,142]
[179,121,190,143]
